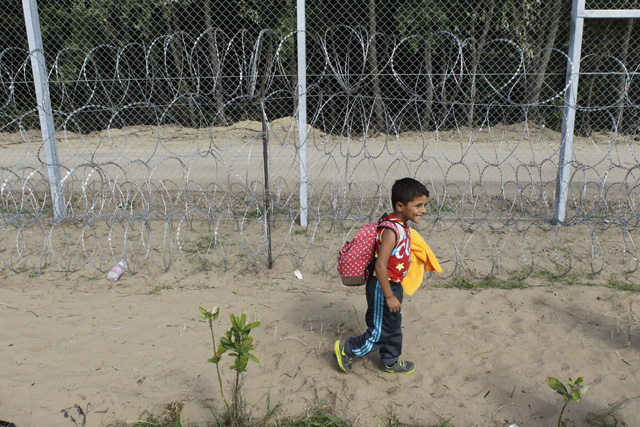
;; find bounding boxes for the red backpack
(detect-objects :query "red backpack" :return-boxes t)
[337,216,400,286]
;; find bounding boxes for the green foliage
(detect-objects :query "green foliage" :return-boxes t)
[395,0,450,44]
[105,397,455,427]
[546,376,587,403]
[283,402,347,427]
[605,277,640,293]
[427,200,454,215]
[534,269,640,292]
[182,234,223,271]
[438,274,526,290]
[199,306,261,426]
[546,376,589,427]
[104,410,187,426]
[148,283,180,294]
[218,313,261,372]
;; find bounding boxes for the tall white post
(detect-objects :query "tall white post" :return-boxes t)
[23,0,66,220]
[296,0,308,227]
[553,0,584,225]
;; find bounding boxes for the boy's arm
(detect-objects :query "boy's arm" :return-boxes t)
[375,228,402,313]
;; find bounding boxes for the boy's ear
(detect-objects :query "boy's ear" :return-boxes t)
[394,201,405,212]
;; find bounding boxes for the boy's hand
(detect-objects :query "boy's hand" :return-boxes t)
[385,295,402,312]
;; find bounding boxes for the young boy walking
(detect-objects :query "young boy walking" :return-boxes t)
[335,177,429,374]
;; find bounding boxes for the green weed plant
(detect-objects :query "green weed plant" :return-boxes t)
[546,376,589,427]
[199,306,261,426]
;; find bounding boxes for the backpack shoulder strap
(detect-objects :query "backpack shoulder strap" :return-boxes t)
[377,215,401,247]
[365,218,401,276]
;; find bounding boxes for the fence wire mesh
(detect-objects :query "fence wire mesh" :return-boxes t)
[0,1,639,282]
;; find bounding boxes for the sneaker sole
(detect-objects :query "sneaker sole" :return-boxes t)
[380,365,416,374]
[334,340,351,373]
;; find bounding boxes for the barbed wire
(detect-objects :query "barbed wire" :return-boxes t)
[0,28,639,281]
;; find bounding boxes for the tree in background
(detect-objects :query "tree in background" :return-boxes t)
[2,0,638,135]
[395,0,451,130]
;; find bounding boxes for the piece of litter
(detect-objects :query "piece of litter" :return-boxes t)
[107,259,126,282]
[293,269,303,280]
[507,424,520,427]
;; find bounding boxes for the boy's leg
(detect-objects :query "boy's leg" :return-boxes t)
[378,318,402,366]
[348,278,401,358]
[334,275,378,372]
[378,284,415,374]
[378,283,403,366]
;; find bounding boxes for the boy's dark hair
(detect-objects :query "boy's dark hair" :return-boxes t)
[391,178,429,208]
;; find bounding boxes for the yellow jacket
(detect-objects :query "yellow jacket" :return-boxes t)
[402,228,442,296]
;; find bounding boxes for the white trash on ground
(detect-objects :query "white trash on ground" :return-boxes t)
[107,260,126,281]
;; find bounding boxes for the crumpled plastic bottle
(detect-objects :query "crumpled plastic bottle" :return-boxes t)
[107,259,126,281]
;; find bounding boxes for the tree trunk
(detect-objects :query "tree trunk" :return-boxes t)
[616,18,635,130]
[288,0,299,116]
[369,0,385,133]
[203,0,227,125]
[290,44,298,115]
[423,38,434,130]
[168,9,197,128]
[468,0,495,127]
[528,0,563,107]
[102,5,122,44]
[584,21,612,134]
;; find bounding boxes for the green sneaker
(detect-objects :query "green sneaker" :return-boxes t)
[381,360,415,374]
[334,340,353,373]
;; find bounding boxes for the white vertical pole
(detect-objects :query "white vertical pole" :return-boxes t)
[553,0,584,225]
[23,0,66,220]
[296,0,308,227]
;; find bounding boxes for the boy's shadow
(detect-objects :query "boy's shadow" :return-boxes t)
[282,287,381,371]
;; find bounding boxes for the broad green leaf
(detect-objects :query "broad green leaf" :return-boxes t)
[574,377,583,385]
[546,377,568,397]
[236,358,249,371]
[571,389,581,402]
[245,321,261,330]
[230,357,248,371]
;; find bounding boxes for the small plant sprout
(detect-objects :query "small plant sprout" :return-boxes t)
[199,306,261,425]
[199,306,228,411]
[221,313,261,422]
[546,376,589,427]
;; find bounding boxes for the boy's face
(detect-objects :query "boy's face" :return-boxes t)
[395,195,428,224]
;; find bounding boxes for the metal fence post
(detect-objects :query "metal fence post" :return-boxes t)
[553,0,584,225]
[297,0,308,227]
[22,0,66,220]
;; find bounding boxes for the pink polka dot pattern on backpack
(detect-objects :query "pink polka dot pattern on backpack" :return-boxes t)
[337,219,398,286]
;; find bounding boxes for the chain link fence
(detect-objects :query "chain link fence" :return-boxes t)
[0,1,639,281]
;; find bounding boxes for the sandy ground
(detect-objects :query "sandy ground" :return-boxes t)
[1,121,639,426]
[1,247,639,427]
